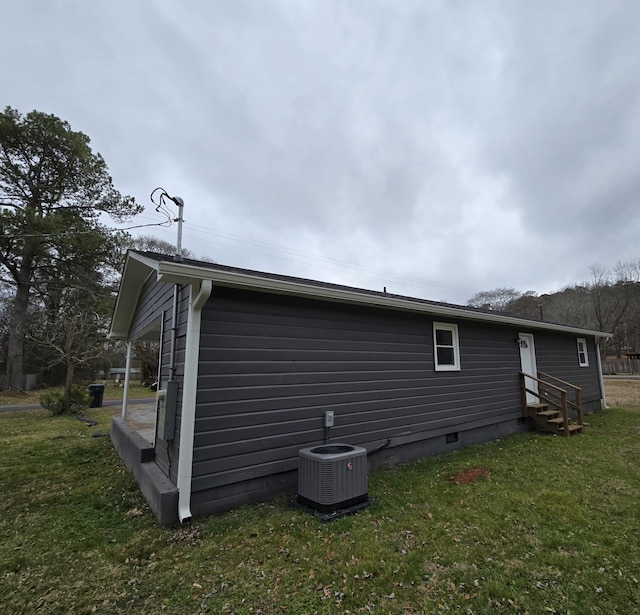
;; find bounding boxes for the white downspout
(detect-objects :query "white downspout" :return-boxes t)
[122,341,133,420]
[596,338,609,409]
[177,279,213,522]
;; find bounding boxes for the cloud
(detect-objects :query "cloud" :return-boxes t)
[3,0,640,303]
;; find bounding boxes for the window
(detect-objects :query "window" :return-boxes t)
[577,338,589,367]
[434,322,460,371]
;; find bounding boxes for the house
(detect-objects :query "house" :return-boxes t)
[107,367,141,383]
[109,251,610,525]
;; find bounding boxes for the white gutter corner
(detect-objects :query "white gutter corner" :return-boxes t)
[177,279,213,522]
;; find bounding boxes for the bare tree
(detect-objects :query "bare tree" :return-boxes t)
[589,264,632,355]
[467,288,522,311]
[130,235,195,259]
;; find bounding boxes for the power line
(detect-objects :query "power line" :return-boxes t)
[154,217,479,301]
[2,208,479,301]
[0,220,172,240]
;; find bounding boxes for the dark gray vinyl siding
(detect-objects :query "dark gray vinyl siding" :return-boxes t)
[190,288,525,496]
[129,273,173,338]
[158,285,190,483]
[532,331,603,407]
[127,277,190,482]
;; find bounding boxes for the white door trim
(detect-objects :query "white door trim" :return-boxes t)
[518,333,538,404]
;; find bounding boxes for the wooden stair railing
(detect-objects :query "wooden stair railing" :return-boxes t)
[537,371,583,428]
[519,372,584,436]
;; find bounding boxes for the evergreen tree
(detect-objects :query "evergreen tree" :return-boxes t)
[0,106,140,391]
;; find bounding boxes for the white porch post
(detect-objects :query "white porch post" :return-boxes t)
[122,340,133,420]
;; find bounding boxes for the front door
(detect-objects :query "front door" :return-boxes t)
[518,333,538,403]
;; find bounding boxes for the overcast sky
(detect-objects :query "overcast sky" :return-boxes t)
[3,1,640,304]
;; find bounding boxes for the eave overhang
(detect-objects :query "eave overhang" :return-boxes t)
[110,251,613,341]
[109,253,157,338]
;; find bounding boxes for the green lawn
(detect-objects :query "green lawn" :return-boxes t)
[1,389,639,614]
[0,383,153,407]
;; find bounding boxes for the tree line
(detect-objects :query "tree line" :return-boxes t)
[1,105,636,407]
[467,261,640,359]
[0,106,192,405]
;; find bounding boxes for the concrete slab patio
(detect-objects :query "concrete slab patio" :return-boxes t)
[124,402,156,444]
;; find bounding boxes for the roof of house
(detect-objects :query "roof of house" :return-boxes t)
[110,250,611,340]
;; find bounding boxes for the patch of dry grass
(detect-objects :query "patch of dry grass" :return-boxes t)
[604,377,640,406]
[0,390,39,406]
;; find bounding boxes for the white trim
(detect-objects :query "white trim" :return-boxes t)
[157,313,165,388]
[434,322,460,371]
[577,337,589,367]
[151,257,610,339]
[121,341,133,420]
[596,339,608,409]
[177,279,213,523]
[519,333,539,404]
[109,259,156,338]
[111,252,613,342]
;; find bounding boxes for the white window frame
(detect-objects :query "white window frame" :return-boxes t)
[433,322,460,371]
[577,337,589,367]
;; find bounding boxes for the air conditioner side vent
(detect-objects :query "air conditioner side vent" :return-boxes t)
[297,444,368,514]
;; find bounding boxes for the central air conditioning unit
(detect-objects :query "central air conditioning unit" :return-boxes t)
[297,443,368,515]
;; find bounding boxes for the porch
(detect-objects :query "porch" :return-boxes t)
[111,400,179,526]
[123,402,156,444]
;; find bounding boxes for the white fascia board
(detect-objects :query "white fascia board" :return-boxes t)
[109,255,158,338]
[156,260,611,340]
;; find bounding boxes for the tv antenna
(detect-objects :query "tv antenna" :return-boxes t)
[150,187,185,261]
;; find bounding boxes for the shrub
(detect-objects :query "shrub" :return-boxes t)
[40,386,90,415]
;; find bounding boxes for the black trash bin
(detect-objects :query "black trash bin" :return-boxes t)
[88,383,106,408]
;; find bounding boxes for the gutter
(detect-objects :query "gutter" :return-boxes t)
[114,252,613,342]
[176,279,213,522]
[596,338,609,409]
[153,259,612,340]
[169,286,179,381]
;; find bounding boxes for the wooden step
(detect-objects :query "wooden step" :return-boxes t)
[547,418,584,431]
[527,403,549,411]
[536,409,560,417]
[559,424,583,434]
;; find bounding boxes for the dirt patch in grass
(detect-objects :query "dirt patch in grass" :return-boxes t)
[168,525,203,546]
[446,467,491,484]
